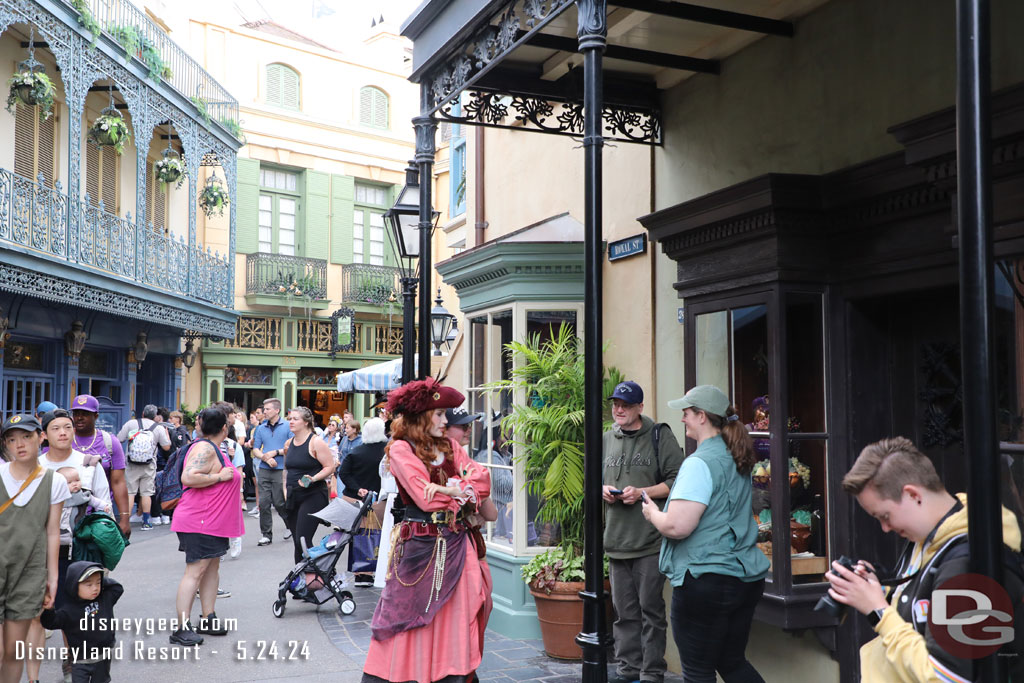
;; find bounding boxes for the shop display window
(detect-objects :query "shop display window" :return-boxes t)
[688,288,832,614]
[464,303,583,556]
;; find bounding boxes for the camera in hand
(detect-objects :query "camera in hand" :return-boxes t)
[814,555,860,619]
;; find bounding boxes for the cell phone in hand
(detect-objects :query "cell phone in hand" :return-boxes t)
[641,491,650,503]
[609,488,624,496]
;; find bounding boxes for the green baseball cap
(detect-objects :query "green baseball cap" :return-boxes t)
[667,385,730,417]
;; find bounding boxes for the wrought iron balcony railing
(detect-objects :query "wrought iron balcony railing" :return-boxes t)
[0,167,231,307]
[68,0,239,129]
[245,252,328,300]
[342,263,400,306]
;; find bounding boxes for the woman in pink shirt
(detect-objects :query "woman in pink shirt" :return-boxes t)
[168,408,243,648]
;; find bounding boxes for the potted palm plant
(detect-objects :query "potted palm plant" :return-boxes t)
[489,322,622,659]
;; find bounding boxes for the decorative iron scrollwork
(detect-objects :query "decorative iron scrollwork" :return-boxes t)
[919,342,963,448]
[422,0,572,113]
[437,90,661,144]
[330,307,357,359]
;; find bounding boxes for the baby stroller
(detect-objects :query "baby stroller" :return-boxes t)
[272,492,374,618]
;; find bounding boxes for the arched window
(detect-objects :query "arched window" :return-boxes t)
[359,86,389,129]
[266,63,300,110]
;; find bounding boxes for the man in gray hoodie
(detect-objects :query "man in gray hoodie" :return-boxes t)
[602,381,685,683]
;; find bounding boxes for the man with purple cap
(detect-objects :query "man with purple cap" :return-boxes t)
[602,381,685,683]
[70,394,130,539]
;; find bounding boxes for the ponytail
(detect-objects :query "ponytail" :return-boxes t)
[707,405,755,474]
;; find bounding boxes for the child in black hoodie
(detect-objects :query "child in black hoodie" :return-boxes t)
[40,560,123,683]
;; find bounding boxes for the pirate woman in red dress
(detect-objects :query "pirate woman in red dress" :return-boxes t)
[362,378,492,683]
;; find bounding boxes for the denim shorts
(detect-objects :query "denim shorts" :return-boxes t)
[176,532,228,564]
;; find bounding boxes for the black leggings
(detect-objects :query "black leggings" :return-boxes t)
[670,572,765,683]
[285,484,328,563]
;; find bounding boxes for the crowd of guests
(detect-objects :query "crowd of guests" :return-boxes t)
[3,380,1021,683]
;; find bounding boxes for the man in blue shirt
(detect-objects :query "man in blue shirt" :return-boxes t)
[252,397,290,546]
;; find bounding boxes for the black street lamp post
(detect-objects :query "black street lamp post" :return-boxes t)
[384,160,439,384]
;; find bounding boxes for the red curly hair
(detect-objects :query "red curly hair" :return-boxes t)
[385,410,453,473]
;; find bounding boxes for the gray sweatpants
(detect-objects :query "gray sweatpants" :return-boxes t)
[609,554,668,683]
[257,467,288,539]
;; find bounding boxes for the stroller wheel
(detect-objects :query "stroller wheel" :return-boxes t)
[272,599,286,618]
[339,597,356,616]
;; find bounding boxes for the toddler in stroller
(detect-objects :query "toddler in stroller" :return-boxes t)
[272,493,374,618]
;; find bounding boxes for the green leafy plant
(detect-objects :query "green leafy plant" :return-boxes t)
[217,117,246,143]
[88,109,131,155]
[178,403,207,428]
[109,24,170,82]
[190,96,211,126]
[199,179,229,217]
[488,322,623,567]
[522,548,610,594]
[154,155,185,189]
[355,281,395,305]
[71,0,102,49]
[6,70,55,121]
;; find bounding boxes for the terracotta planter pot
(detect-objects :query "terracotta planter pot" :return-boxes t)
[529,580,614,661]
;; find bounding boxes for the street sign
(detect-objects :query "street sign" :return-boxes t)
[608,233,647,261]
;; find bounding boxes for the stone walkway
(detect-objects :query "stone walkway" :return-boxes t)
[318,586,685,683]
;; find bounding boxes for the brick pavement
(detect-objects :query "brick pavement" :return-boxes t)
[319,585,685,683]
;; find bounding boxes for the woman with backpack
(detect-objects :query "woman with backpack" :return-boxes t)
[27,409,113,683]
[0,415,69,683]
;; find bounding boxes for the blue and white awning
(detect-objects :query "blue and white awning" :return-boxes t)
[336,357,404,393]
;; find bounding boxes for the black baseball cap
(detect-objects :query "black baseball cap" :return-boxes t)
[2,414,42,435]
[445,406,484,426]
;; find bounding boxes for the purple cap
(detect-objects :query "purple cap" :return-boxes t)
[608,381,644,405]
[71,394,99,413]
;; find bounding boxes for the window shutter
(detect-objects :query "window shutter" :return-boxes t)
[282,67,299,110]
[382,183,398,267]
[153,180,166,232]
[101,146,118,213]
[304,170,329,258]
[359,87,373,126]
[266,64,282,106]
[235,158,260,254]
[85,142,100,207]
[14,104,34,180]
[373,89,388,128]
[37,112,56,188]
[330,174,354,265]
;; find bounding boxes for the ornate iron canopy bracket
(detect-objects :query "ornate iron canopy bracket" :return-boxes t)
[436,89,660,144]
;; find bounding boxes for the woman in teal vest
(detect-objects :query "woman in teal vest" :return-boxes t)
[641,385,769,683]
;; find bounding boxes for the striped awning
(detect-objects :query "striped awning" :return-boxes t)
[336,357,404,393]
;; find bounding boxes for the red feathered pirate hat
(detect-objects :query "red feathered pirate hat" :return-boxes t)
[387,377,464,417]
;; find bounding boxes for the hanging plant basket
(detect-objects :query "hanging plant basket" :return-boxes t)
[199,173,230,218]
[154,147,185,189]
[6,59,55,122]
[88,106,131,155]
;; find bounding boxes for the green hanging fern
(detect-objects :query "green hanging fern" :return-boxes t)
[6,70,55,121]
[88,111,131,155]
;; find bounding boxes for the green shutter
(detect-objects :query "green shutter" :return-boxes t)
[304,170,329,258]
[382,183,398,267]
[235,158,260,254]
[330,174,354,264]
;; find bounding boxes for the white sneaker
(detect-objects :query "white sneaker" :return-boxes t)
[129,514,143,524]
[247,506,261,517]
[229,537,242,559]
[151,516,164,526]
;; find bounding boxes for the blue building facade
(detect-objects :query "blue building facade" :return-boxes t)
[0,0,240,424]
